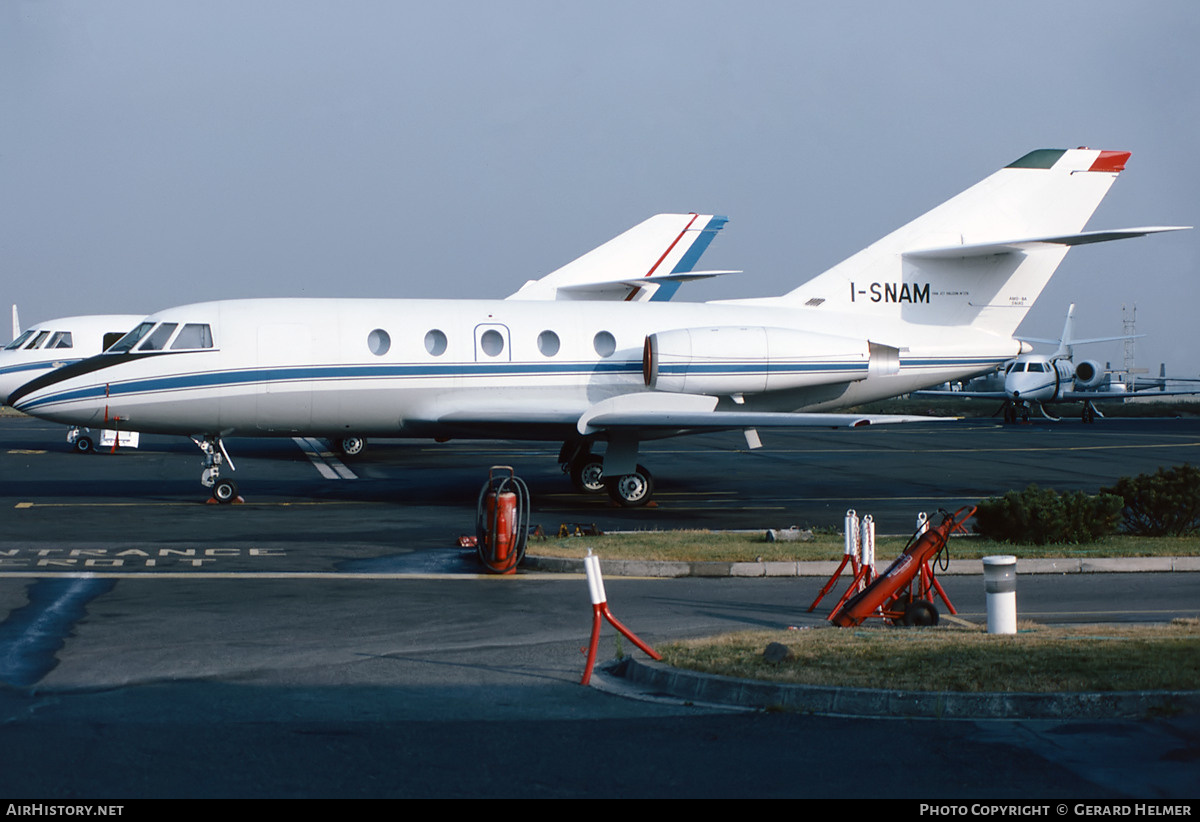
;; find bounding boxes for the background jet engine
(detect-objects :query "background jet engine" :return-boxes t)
[643,326,871,395]
[1072,359,1108,390]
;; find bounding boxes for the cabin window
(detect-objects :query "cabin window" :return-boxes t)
[367,328,391,356]
[537,330,560,357]
[24,330,50,350]
[480,329,505,357]
[108,322,156,354]
[170,323,214,350]
[4,330,35,350]
[424,329,448,357]
[47,331,73,349]
[138,323,179,351]
[593,331,616,358]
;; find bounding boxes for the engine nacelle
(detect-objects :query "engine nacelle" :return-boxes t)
[643,326,870,395]
[1073,359,1107,390]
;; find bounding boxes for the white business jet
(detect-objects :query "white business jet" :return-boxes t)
[914,303,1199,422]
[1,308,143,406]
[9,148,1188,504]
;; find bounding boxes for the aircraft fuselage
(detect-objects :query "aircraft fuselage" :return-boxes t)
[11,297,1017,439]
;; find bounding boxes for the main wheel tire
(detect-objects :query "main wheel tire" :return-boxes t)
[73,436,94,454]
[212,478,239,504]
[902,599,939,627]
[338,436,366,456]
[569,455,606,493]
[604,464,654,507]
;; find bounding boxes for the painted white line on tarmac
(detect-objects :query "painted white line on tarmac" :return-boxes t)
[294,437,357,480]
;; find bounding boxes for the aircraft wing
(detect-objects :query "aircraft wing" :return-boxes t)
[432,392,951,436]
[1060,387,1200,401]
[911,387,1200,401]
[576,393,949,436]
[507,213,729,302]
[910,388,1006,400]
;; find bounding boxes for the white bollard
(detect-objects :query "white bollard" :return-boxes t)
[844,510,859,558]
[859,514,875,571]
[982,555,1017,634]
[584,551,607,607]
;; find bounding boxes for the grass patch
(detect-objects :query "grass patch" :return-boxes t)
[660,620,1200,693]
[532,529,1200,562]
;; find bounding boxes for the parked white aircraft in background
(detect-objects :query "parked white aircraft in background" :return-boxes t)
[1,309,142,407]
[913,303,1200,422]
[9,148,1188,503]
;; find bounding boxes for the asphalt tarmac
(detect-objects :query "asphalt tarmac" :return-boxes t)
[0,413,1197,799]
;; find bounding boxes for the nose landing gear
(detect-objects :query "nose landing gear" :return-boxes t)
[193,435,241,504]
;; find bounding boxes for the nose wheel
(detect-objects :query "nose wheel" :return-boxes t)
[212,477,240,503]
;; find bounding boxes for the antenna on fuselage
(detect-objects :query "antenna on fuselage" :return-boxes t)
[10,305,18,341]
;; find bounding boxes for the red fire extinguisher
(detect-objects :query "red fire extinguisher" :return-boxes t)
[475,466,530,574]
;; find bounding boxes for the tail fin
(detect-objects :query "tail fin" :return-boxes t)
[1023,302,1145,359]
[770,149,1185,338]
[508,213,729,301]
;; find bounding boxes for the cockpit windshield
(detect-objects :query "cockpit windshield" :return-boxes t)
[4,330,35,351]
[46,331,73,349]
[107,322,156,354]
[24,331,50,350]
[170,323,214,350]
[108,321,214,354]
[138,323,178,351]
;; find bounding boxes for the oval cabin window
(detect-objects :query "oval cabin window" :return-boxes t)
[537,330,560,357]
[368,329,391,356]
[425,329,448,356]
[593,331,616,358]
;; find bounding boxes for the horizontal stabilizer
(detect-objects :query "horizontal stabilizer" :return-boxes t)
[508,213,728,301]
[1020,334,1143,347]
[554,270,741,298]
[904,227,1190,260]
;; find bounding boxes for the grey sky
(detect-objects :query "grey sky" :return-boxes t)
[3,1,1197,375]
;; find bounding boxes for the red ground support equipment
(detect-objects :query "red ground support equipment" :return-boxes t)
[475,466,530,574]
[828,506,974,627]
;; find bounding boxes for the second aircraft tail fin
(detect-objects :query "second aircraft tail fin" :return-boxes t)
[508,213,728,302]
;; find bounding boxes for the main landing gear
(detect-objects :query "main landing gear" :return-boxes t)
[193,435,239,503]
[604,464,654,507]
[560,442,656,507]
[334,436,367,456]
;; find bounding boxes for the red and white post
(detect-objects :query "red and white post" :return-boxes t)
[580,551,661,685]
